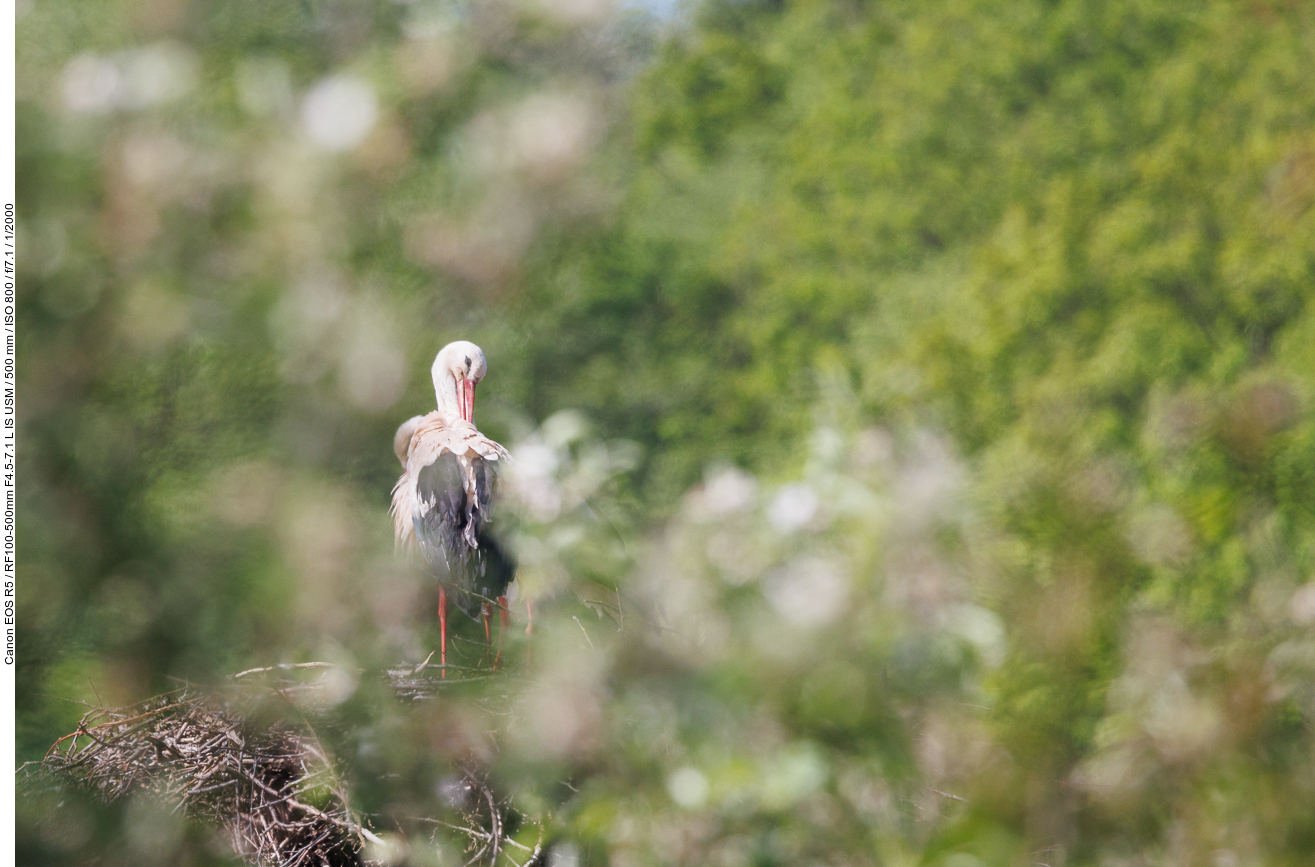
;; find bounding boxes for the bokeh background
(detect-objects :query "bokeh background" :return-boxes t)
[16,0,1315,864]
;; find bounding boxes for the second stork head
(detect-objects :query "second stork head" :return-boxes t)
[432,340,488,424]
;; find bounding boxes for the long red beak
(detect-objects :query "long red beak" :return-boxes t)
[461,378,476,423]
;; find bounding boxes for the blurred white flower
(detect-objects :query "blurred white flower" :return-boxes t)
[286,268,348,335]
[894,430,961,521]
[404,192,537,283]
[1072,744,1145,802]
[363,833,409,867]
[301,74,378,151]
[1265,638,1315,703]
[117,42,198,110]
[518,672,604,757]
[504,412,611,522]
[763,556,849,627]
[666,767,710,809]
[508,92,594,180]
[941,604,1006,668]
[692,467,757,520]
[60,43,198,115]
[61,54,120,114]
[516,442,561,478]
[706,530,764,586]
[509,441,564,521]
[760,743,827,809]
[302,664,360,709]
[457,92,595,183]
[547,843,581,867]
[119,132,190,190]
[767,483,818,532]
[851,427,894,469]
[1291,581,1315,625]
[340,340,406,413]
[1142,671,1222,760]
[541,410,588,446]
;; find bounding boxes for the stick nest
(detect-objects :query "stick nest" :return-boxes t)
[42,689,378,867]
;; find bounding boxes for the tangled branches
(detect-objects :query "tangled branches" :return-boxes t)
[41,689,379,867]
[419,764,546,867]
[34,663,552,867]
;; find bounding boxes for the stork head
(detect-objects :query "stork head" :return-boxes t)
[432,340,487,423]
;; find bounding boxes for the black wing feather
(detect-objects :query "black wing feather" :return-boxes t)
[413,451,515,619]
[415,453,467,566]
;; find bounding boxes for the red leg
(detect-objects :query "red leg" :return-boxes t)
[493,596,509,667]
[438,586,448,680]
[525,598,534,636]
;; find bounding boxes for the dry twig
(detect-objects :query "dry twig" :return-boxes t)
[42,689,375,867]
[36,664,543,867]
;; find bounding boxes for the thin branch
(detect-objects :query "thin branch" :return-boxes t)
[572,616,595,649]
[927,787,968,803]
[231,662,338,680]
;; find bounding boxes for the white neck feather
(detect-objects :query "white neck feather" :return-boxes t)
[433,368,461,418]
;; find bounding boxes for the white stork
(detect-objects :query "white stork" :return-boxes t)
[391,341,513,676]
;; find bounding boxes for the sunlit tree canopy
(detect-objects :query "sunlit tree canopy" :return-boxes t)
[17,0,1315,865]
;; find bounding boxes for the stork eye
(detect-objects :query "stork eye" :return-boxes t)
[464,356,472,370]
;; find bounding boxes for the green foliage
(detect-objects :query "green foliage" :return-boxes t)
[17,0,1315,864]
